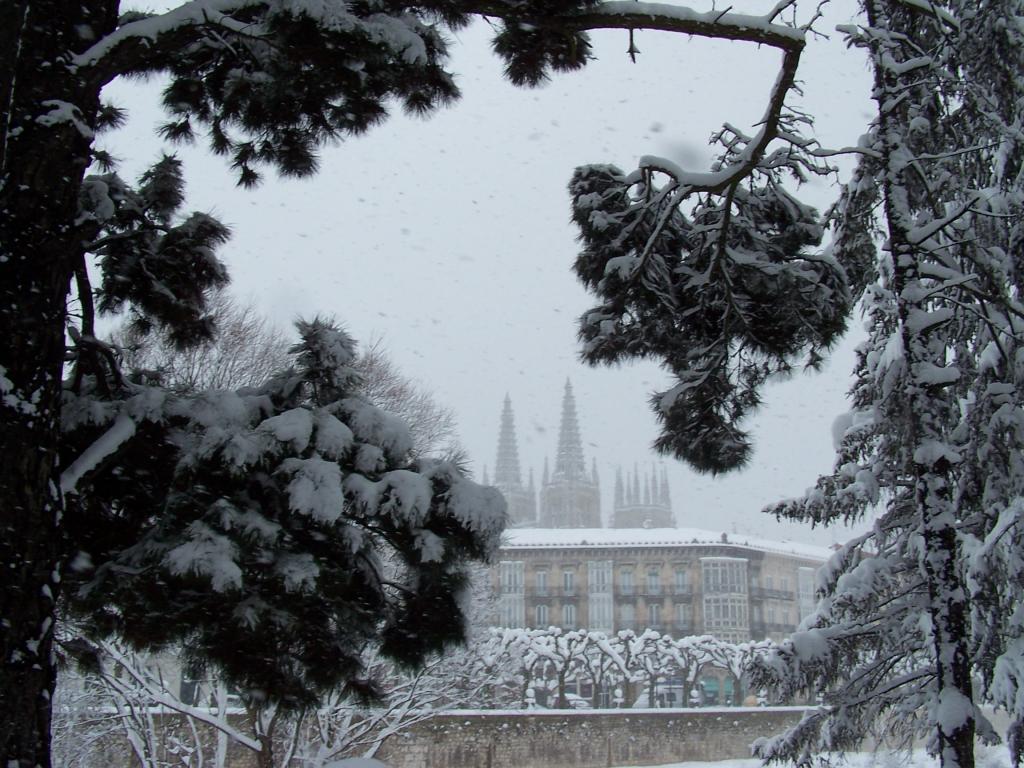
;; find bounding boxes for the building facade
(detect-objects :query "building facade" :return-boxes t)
[493,529,826,644]
[487,383,825,657]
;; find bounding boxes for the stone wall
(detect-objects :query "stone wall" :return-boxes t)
[376,707,809,768]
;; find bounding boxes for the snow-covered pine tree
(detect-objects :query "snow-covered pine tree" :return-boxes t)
[747,3,1024,768]
[62,317,507,708]
[0,0,840,764]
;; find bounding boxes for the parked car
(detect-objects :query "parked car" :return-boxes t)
[564,693,593,709]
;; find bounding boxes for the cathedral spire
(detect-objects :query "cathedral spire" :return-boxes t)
[554,379,586,482]
[494,394,523,488]
[538,381,601,527]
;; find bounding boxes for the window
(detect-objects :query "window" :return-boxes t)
[620,569,634,595]
[673,602,691,627]
[562,569,575,595]
[564,603,577,628]
[620,602,635,629]
[498,594,524,627]
[647,602,661,627]
[500,561,524,592]
[646,568,661,595]
[535,569,548,596]
[589,593,613,632]
[703,595,749,639]
[498,561,525,627]
[536,603,549,627]
[765,575,774,590]
[588,560,612,593]
[701,557,748,594]
[797,567,817,621]
[781,576,790,593]
[674,568,688,593]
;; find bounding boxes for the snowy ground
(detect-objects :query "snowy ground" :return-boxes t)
[360,746,1016,768]
[616,747,1015,768]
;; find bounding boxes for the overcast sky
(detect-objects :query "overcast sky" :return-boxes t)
[102,0,876,546]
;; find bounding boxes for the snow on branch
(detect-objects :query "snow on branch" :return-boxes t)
[97,640,262,752]
[635,42,801,196]
[60,412,137,496]
[72,0,268,81]
[558,1,804,46]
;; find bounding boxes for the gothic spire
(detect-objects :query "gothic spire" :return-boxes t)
[494,393,523,488]
[554,379,586,482]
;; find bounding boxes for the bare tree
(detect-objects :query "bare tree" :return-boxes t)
[353,338,461,458]
[115,289,291,392]
[55,631,503,768]
[116,299,459,458]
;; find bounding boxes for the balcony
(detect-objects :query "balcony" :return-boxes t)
[616,621,670,634]
[750,620,797,635]
[750,587,795,601]
[616,585,637,598]
[639,584,663,597]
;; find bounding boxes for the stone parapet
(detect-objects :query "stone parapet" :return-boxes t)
[377,707,810,768]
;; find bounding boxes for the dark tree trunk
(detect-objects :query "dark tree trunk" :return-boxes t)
[0,0,30,172]
[0,1,113,765]
[863,6,977,767]
[255,709,279,768]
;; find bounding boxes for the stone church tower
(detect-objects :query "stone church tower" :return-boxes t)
[611,465,674,528]
[538,380,601,528]
[491,394,537,527]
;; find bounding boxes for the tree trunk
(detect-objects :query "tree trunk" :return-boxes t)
[254,707,279,768]
[0,1,110,765]
[865,3,977,764]
[730,673,743,707]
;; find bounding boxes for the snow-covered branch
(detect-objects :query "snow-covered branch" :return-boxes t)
[60,412,136,496]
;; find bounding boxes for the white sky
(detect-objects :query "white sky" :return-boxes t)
[101,0,876,546]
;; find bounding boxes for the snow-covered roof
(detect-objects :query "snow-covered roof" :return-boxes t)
[500,528,831,562]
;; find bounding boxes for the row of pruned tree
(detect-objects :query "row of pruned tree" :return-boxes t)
[476,627,774,710]
[54,634,496,768]
[52,626,775,768]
